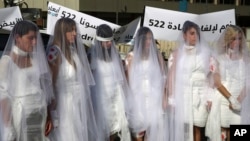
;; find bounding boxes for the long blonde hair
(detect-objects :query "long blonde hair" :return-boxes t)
[223,25,243,53]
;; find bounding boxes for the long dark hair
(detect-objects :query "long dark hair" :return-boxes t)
[134,26,157,59]
[53,17,76,65]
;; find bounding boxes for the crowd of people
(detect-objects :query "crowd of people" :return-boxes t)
[0,17,250,141]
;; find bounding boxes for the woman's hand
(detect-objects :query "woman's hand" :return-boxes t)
[228,96,241,111]
[206,100,212,112]
[45,113,53,136]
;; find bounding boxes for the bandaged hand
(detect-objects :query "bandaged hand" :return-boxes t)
[3,126,16,141]
[206,100,212,112]
[228,96,241,111]
[168,97,175,107]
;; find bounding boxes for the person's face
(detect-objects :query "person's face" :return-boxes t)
[101,40,112,49]
[66,27,77,44]
[144,32,153,49]
[16,30,37,52]
[229,33,242,51]
[183,27,198,46]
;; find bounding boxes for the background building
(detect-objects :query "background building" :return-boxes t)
[1,0,250,59]
[1,0,250,26]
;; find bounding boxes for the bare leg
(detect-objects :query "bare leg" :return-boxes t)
[110,134,115,141]
[226,128,230,141]
[109,135,115,141]
[132,131,145,141]
[221,127,230,141]
[133,137,144,141]
[193,126,201,141]
[110,132,119,141]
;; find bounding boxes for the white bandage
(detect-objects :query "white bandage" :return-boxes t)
[50,110,59,128]
[12,45,28,56]
[95,36,113,41]
[3,126,16,141]
[229,96,241,111]
[168,97,175,106]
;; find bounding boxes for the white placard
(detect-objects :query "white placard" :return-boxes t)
[143,6,235,42]
[0,6,23,31]
[246,28,250,40]
[114,17,141,44]
[47,2,141,45]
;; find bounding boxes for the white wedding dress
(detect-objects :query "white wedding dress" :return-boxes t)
[49,46,90,141]
[0,55,47,141]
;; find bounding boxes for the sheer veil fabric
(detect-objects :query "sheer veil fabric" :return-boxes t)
[125,27,168,141]
[167,21,212,141]
[46,18,98,141]
[206,25,250,141]
[90,24,132,141]
[0,20,53,141]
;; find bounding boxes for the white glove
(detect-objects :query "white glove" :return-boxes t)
[3,126,16,141]
[229,96,241,111]
[168,97,175,106]
[50,110,59,128]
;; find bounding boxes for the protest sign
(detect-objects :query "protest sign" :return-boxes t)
[143,6,235,42]
[47,2,140,45]
[0,6,23,31]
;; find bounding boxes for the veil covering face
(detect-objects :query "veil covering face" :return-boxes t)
[46,17,98,141]
[206,25,250,140]
[90,24,131,141]
[0,20,53,141]
[126,27,168,141]
[167,21,212,141]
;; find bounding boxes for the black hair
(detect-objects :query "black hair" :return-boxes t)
[96,24,113,38]
[137,26,152,37]
[135,26,154,49]
[182,20,200,40]
[12,20,38,37]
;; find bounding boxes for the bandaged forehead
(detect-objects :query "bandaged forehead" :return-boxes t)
[96,35,113,42]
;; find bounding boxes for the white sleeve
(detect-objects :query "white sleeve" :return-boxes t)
[0,56,16,141]
[209,57,219,73]
[168,53,174,69]
[0,56,11,95]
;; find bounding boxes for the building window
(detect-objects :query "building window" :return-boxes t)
[219,0,235,4]
[165,0,181,1]
[240,0,250,5]
[194,0,214,3]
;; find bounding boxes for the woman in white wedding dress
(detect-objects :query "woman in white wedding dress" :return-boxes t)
[207,25,250,141]
[0,20,53,141]
[167,20,212,141]
[46,17,98,141]
[125,27,168,141]
[90,24,131,141]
